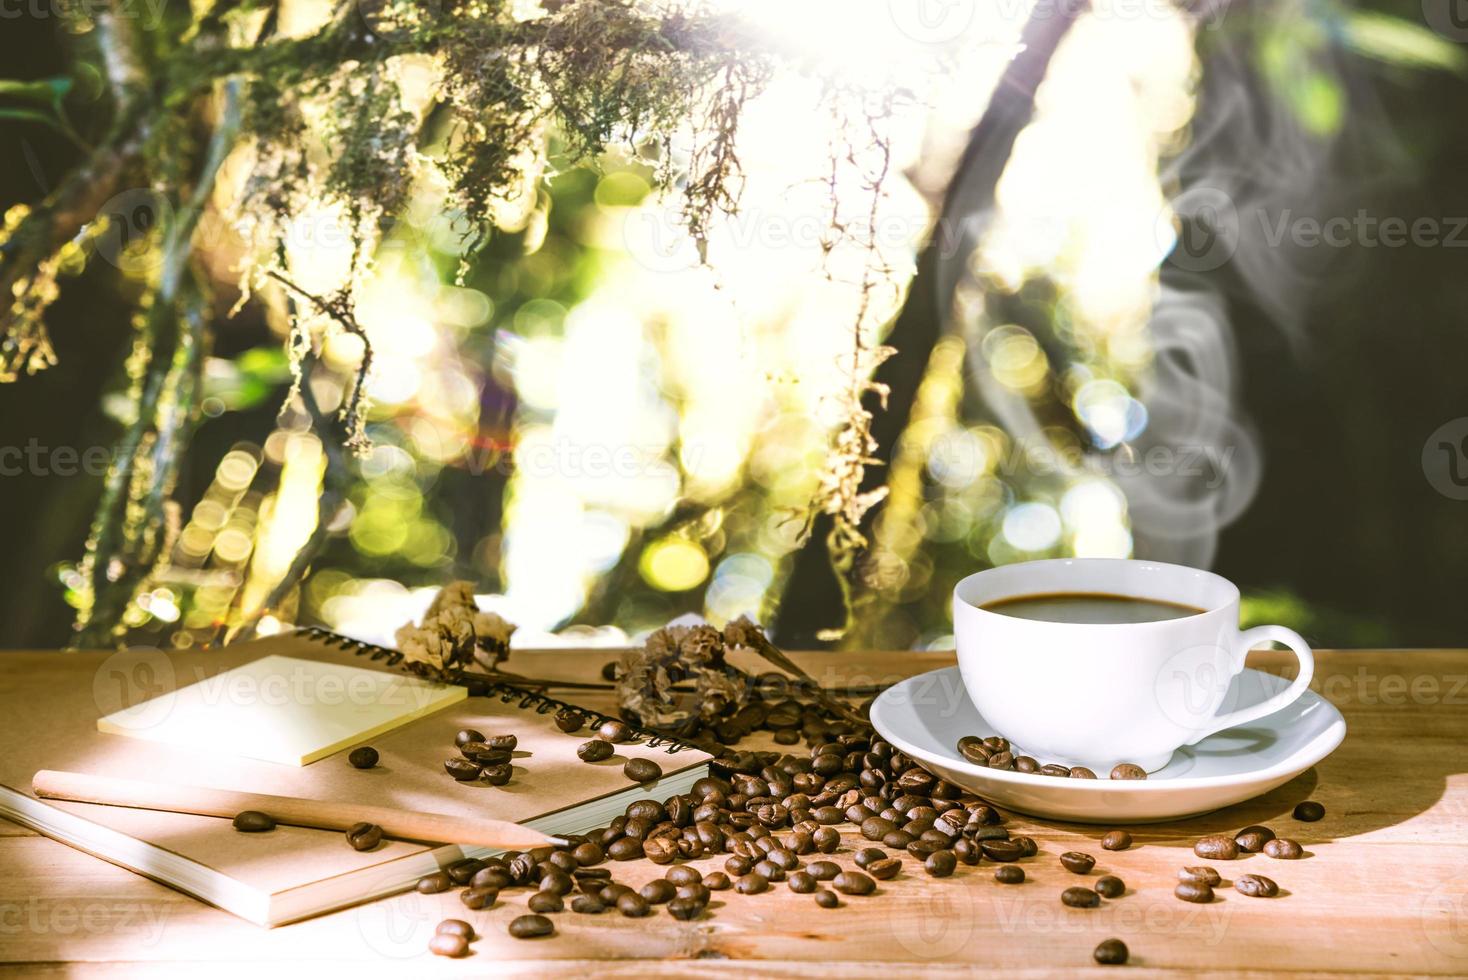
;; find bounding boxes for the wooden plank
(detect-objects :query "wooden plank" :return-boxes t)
[0,647,1465,975]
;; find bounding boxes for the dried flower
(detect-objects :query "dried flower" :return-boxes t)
[396,581,517,679]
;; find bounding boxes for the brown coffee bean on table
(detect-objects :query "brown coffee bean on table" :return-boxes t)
[667,897,702,920]
[348,746,378,769]
[232,810,274,832]
[640,879,676,904]
[833,871,876,895]
[735,873,769,895]
[528,891,563,913]
[807,860,841,881]
[980,839,1025,862]
[953,839,981,865]
[428,933,468,957]
[481,763,513,786]
[994,865,1025,884]
[444,758,481,781]
[345,821,382,851]
[868,857,903,880]
[571,895,605,914]
[446,859,485,884]
[577,740,614,762]
[1061,886,1100,908]
[1101,830,1132,851]
[485,734,517,751]
[642,837,676,864]
[1293,800,1326,822]
[665,866,702,886]
[624,758,663,784]
[704,872,732,891]
[1093,938,1129,965]
[1095,875,1125,899]
[616,893,651,917]
[854,847,885,868]
[460,886,498,910]
[607,837,644,861]
[454,729,485,748]
[1264,838,1303,859]
[1194,835,1240,860]
[572,842,603,866]
[1235,825,1276,853]
[416,872,452,894]
[554,709,585,733]
[815,889,840,908]
[1178,866,1222,886]
[436,918,474,941]
[725,855,753,876]
[788,871,818,893]
[597,719,633,742]
[925,850,957,878]
[509,913,554,938]
[1174,880,1214,903]
[1235,873,1279,897]
[1060,851,1096,874]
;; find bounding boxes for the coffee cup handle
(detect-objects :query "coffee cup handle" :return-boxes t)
[1191,625,1315,742]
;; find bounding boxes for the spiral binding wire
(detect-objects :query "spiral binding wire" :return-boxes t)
[293,625,697,754]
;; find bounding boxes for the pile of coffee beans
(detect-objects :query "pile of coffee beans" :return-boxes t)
[443,728,520,786]
[955,736,1145,782]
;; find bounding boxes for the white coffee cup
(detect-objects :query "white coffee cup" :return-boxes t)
[953,558,1314,774]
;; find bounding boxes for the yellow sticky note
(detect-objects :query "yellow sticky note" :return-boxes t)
[97,655,465,766]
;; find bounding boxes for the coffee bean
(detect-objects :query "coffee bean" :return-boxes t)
[667,897,702,920]
[1263,838,1303,860]
[1101,830,1132,851]
[994,865,1025,884]
[987,751,1014,770]
[1193,835,1239,860]
[980,839,1024,862]
[509,913,554,938]
[345,821,382,851]
[1109,762,1146,780]
[957,736,991,764]
[953,839,981,865]
[925,850,957,878]
[1060,851,1096,874]
[484,734,517,752]
[539,870,573,896]
[232,810,275,832]
[428,933,468,957]
[854,847,885,869]
[444,758,481,781]
[1015,755,1039,773]
[982,736,1009,752]
[1174,880,1214,903]
[1014,836,1039,857]
[642,837,676,864]
[607,837,644,861]
[571,895,605,914]
[578,740,615,762]
[882,830,916,850]
[807,860,841,881]
[814,889,840,908]
[472,868,512,890]
[725,855,753,876]
[812,826,841,853]
[460,886,498,910]
[753,859,785,882]
[1178,866,1221,886]
[600,662,620,682]
[861,816,897,841]
[572,842,603,866]
[454,728,485,748]
[833,871,875,895]
[1235,873,1279,897]
[812,806,844,825]
[436,918,474,941]
[704,872,732,891]
[735,873,769,894]
[481,763,513,786]
[597,719,633,742]
[1095,875,1125,898]
[1070,767,1097,779]
[1039,764,1071,777]
[528,891,564,913]
[625,758,663,784]
[1093,938,1128,965]
[637,879,674,904]
[416,872,452,894]
[348,746,379,769]
[447,858,486,884]
[1235,825,1275,853]
[787,871,818,893]
[554,709,585,733]
[461,743,511,765]
[906,840,943,859]
[1061,886,1100,908]
[1293,800,1325,822]
[616,893,651,917]
[868,857,903,880]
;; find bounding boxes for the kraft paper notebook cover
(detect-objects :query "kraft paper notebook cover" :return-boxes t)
[0,631,711,926]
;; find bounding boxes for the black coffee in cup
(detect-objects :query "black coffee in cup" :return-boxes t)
[981,592,1203,624]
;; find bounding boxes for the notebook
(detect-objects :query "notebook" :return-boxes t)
[0,630,711,926]
[96,653,468,765]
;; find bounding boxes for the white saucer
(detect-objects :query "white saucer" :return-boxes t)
[869,665,1345,824]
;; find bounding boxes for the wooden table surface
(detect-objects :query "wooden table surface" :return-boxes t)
[2,645,1466,977]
